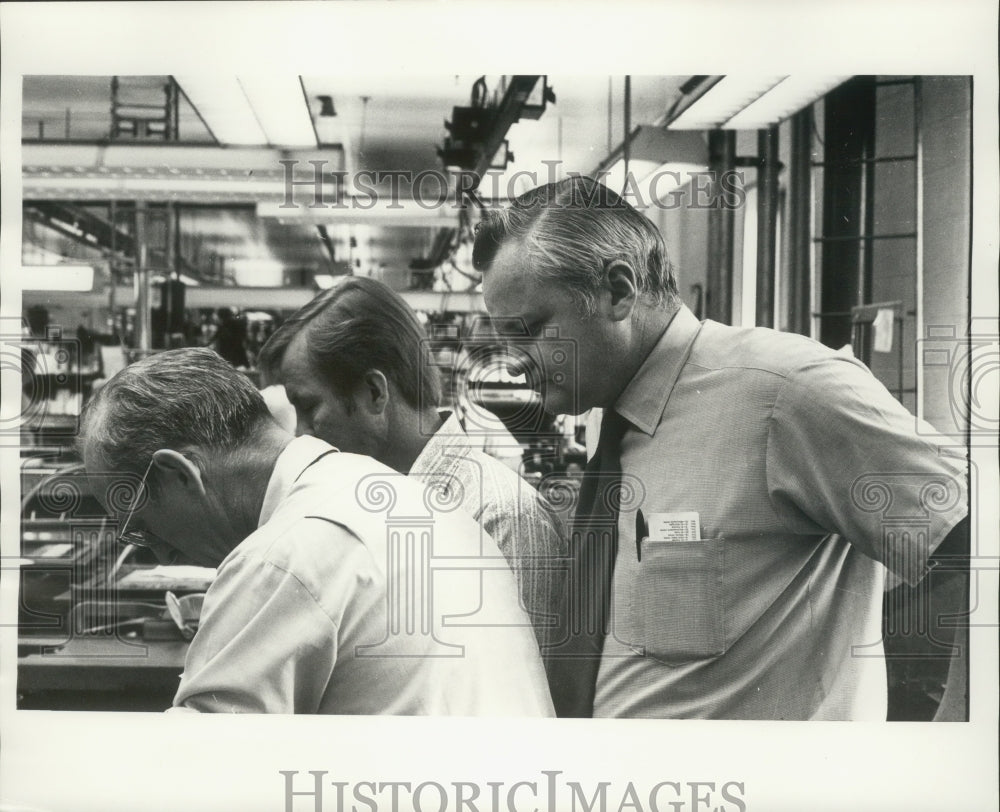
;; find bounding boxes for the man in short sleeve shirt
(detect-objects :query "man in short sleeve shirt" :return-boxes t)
[474,177,968,720]
[258,277,565,651]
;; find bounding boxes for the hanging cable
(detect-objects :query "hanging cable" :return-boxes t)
[623,75,631,196]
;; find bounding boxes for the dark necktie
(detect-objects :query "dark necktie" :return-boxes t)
[546,408,630,717]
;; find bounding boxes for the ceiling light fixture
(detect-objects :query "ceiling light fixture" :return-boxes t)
[596,127,709,202]
[174,76,266,145]
[238,76,317,147]
[174,76,317,147]
[722,76,850,129]
[256,200,460,227]
[317,95,337,117]
[22,265,95,292]
[668,76,786,129]
[668,75,849,130]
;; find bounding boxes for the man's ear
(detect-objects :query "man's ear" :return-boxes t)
[150,449,205,495]
[602,260,639,321]
[357,370,390,415]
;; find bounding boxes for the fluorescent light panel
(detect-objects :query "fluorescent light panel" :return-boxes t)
[602,160,707,201]
[175,76,316,147]
[723,76,850,129]
[256,200,459,226]
[238,76,317,147]
[25,175,299,196]
[669,76,786,129]
[599,128,708,203]
[601,158,661,194]
[175,76,266,145]
[22,265,94,292]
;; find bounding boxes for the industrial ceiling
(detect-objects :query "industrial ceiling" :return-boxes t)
[21,75,690,293]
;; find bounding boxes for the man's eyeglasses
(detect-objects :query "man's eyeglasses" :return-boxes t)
[117,529,164,549]
[116,458,158,550]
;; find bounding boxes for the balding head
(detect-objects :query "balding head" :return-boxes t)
[79,347,275,484]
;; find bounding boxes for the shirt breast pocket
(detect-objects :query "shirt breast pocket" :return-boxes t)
[634,538,726,665]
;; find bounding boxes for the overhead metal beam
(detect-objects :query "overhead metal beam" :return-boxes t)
[22,143,346,204]
[22,143,345,170]
[472,76,553,180]
[257,200,461,227]
[25,286,485,314]
[24,201,136,256]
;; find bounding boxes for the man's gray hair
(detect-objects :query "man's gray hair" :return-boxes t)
[472,175,678,315]
[79,347,273,477]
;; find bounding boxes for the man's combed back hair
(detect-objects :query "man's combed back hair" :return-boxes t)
[257,276,441,411]
[472,175,678,314]
[79,347,272,476]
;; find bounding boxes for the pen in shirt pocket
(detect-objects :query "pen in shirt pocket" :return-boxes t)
[635,508,649,562]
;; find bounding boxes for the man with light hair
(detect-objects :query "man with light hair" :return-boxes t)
[473,175,969,721]
[258,276,566,651]
[79,347,554,716]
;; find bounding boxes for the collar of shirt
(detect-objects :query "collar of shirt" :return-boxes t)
[614,304,703,436]
[409,410,472,479]
[257,435,339,527]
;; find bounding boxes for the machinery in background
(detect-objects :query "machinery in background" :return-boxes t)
[18,457,212,711]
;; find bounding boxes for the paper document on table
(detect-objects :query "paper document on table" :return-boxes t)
[647,512,701,542]
[872,308,895,353]
[117,565,215,591]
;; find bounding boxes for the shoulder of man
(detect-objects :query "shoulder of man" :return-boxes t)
[693,321,862,380]
[218,512,380,627]
[469,448,567,549]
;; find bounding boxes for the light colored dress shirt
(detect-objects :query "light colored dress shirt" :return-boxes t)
[171,436,555,716]
[592,306,967,720]
[409,412,567,649]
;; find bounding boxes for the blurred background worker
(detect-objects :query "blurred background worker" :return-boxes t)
[210,307,249,368]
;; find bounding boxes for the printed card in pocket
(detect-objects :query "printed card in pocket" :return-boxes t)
[647,512,701,542]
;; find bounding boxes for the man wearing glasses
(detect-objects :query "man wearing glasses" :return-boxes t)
[80,347,554,716]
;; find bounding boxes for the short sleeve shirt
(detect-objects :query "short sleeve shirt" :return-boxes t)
[410,412,567,649]
[173,436,555,716]
[593,306,968,720]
